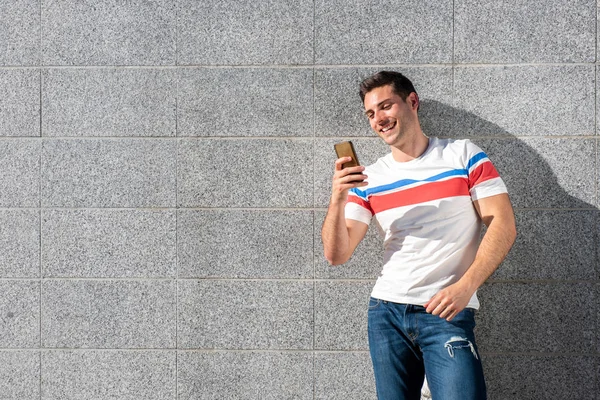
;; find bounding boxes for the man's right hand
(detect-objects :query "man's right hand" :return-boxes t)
[331,157,368,204]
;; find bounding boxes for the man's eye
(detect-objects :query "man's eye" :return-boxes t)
[382,104,391,109]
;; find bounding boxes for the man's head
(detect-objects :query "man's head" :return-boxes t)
[360,71,422,149]
[359,71,419,109]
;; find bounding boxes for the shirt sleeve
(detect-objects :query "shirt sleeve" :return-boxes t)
[344,189,373,225]
[465,141,508,201]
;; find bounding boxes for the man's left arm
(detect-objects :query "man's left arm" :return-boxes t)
[424,193,517,321]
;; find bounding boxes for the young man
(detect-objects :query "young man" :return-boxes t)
[321,71,516,400]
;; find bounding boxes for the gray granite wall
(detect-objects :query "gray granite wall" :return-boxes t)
[0,0,597,399]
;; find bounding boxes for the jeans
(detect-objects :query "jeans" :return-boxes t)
[368,297,486,400]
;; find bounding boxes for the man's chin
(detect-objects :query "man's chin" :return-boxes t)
[379,133,399,146]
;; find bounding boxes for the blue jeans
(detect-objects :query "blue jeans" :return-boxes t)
[368,297,486,400]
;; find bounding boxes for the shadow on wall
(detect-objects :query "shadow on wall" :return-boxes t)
[409,100,595,398]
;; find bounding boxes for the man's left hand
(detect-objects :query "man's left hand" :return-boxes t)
[424,281,475,321]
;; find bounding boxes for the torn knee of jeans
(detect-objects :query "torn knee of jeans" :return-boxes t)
[444,336,479,360]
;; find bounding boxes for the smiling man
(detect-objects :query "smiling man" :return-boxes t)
[321,71,516,400]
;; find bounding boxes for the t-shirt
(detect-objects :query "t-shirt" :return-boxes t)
[345,137,507,309]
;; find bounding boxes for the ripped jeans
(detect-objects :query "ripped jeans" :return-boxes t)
[368,298,486,400]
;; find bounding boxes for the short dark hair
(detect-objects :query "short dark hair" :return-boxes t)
[359,71,418,103]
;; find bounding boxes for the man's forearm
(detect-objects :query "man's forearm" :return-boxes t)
[459,215,517,291]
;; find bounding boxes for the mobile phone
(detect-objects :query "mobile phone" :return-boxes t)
[334,141,361,169]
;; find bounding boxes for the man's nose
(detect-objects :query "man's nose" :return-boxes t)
[374,110,387,125]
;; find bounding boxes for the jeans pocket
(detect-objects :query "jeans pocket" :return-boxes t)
[368,297,381,310]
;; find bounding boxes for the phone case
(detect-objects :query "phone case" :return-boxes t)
[334,141,360,169]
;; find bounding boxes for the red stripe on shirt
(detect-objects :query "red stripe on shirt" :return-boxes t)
[369,178,470,214]
[347,195,374,215]
[468,161,500,189]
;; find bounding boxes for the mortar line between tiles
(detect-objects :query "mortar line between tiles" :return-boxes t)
[25,277,377,283]
[452,0,455,66]
[38,59,43,400]
[3,207,597,212]
[2,134,599,140]
[311,58,317,400]
[485,279,600,284]
[22,348,596,356]
[479,351,599,357]
[11,278,571,283]
[1,63,598,70]
[1,348,596,356]
[312,0,316,67]
[6,348,370,354]
[312,279,316,400]
[176,349,372,354]
[32,207,317,211]
[174,7,180,387]
[510,207,599,211]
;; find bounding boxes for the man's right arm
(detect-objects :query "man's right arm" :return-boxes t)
[321,157,369,265]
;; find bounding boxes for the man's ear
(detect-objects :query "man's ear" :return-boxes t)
[407,92,419,111]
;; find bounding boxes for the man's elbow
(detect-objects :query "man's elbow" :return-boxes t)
[324,251,349,266]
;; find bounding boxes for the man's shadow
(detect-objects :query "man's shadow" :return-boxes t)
[356,99,597,399]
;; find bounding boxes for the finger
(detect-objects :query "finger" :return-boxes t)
[334,157,353,170]
[341,174,368,184]
[344,165,366,175]
[445,311,457,322]
[431,300,450,316]
[438,306,455,319]
[425,298,439,314]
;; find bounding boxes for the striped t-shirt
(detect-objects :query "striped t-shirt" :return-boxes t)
[345,137,507,309]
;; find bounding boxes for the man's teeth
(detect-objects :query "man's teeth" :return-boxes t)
[382,123,395,132]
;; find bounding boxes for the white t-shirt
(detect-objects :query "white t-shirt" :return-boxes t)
[345,137,507,309]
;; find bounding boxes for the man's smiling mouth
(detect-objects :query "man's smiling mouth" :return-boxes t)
[381,121,396,133]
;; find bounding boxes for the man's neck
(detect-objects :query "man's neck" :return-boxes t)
[390,132,429,163]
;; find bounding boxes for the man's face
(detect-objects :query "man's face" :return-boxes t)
[363,85,418,147]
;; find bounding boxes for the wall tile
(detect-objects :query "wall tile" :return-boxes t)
[314,211,382,279]
[0,280,39,348]
[41,0,176,65]
[178,210,313,279]
[42,280,176,348]
[42,210,176,278]
[177,0,313,65]
[483,355,596,400]
[178,280,313,349]
[455,0,595,63]
[315,0,452,64]
[314,352,375,400]
[178,68,313,137]
[0,351,39,400]
[0,69,40,136]
[493,210,597,280]
[178,138,313,208]
[315,67,454,138]
[178,351,313,400]
[314,281,371,350]
[42,139,176,207]
[42,68,176,137]
[454,66,595,136]
[41,350,175,400]
[478,138,596,209]
[0,140,40,207]
[0,0,39,65]
[0,210,39,278]
[476,283,595,353]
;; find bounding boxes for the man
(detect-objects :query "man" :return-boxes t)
[321,71,516,400]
